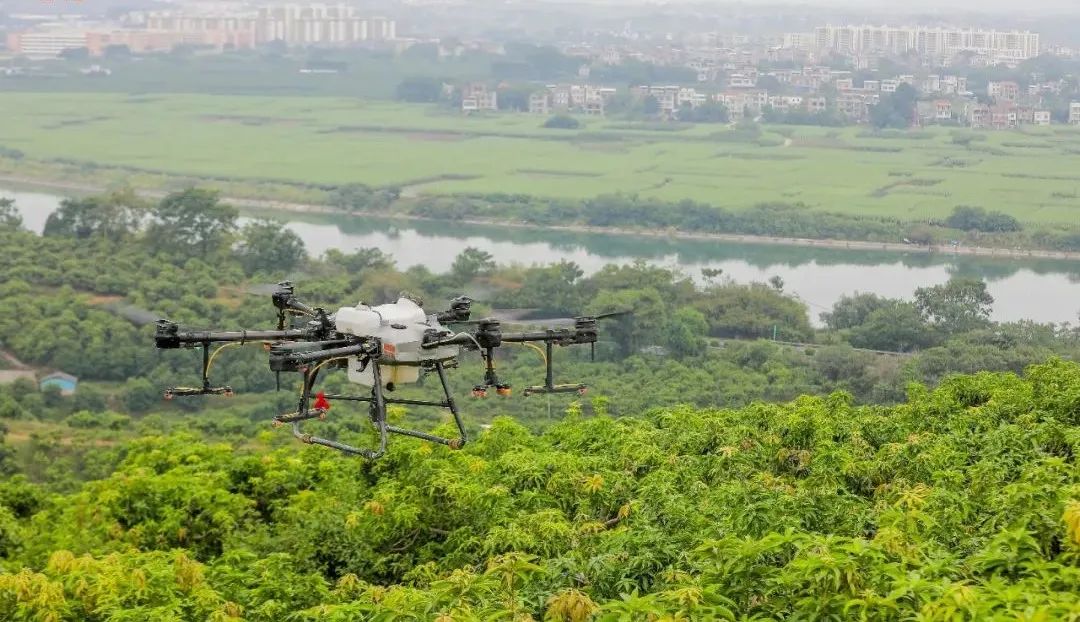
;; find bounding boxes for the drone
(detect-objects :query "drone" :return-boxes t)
[153,282,628,459]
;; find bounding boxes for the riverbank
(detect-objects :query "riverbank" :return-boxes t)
[5,174,1080,263]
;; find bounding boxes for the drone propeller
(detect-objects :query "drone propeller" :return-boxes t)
[104,302,161,327]
[495,310,633,329]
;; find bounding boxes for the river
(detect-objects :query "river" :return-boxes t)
[6,186,1080,326]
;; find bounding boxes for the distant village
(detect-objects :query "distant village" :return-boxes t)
[454,24,1080,129]
[457,71,1080,130]
[3,4,1080,130]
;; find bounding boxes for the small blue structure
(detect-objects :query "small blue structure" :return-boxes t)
[40,371,78,396]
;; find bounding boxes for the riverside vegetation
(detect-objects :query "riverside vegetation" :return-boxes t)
[0,191,1077,619]
[4,91,1080,252]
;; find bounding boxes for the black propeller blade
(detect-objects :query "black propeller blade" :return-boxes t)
[495,310,633,329]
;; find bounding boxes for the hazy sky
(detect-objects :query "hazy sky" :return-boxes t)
[578,0,1079,13]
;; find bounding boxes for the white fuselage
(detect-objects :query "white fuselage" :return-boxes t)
[334,298,459,387]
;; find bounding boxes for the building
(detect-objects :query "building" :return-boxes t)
[916,99,953,125]
[813,24,1040,61]
[989,106,1018,130]
[968,104,990,128]
[528,92,551,115]
[541,84,616,113]
[1071,102,1080,125]
[6,15,260,58]
[5,29,91,59]
[40,372,77,396]
[782,32,813,50]
[1033,109,1052,126]
[836,93,878,122]
[728,73,755,88]
[988,81,1020,103]
[142,4,396,47]
[806,96,828,113]
[461,84,497,113]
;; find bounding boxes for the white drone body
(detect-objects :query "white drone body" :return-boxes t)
[334,297,460,388]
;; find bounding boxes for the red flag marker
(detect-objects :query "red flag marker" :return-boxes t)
[313,392,330,411]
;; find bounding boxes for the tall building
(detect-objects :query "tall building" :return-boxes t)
[142,4,396,47]
[254,5,395,45]
[812,25,1040,61]
[5,29,90,59]
[6,24,256,58]
[1070,102,1080,126]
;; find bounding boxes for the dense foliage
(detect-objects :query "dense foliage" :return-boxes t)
[1,189,1079,619]
[0,361,1078,619]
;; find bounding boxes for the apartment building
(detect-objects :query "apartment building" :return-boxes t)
[837,93,877,122]
[461,84,497,113]
[142,4,395,47]
[813,24,1040,61]
[528,92,551,115]
[988,81,1021,103]
[5,29,91,58]
[1071,102,1080,125]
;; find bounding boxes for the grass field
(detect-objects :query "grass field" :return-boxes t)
[4,92,1080,223]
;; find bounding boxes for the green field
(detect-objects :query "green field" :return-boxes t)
[4,92,1080,223]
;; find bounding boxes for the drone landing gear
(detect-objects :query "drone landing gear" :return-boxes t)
[472,347,511,398]
[521,341,587,397]
[164,342,234,400]
[283,360,467,459]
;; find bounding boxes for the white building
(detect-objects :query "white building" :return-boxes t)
[1070,102,1080,126]
[5,29,89,59]
[461,84,497,113]
[143,4,396,46]
[813,24,1040,61]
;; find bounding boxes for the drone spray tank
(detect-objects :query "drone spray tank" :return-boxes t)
[335,297,458,388]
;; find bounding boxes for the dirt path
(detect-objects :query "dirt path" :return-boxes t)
[5,174,1080,263]
[0,348,29,369]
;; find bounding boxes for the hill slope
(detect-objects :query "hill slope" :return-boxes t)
[1,360,1079,620]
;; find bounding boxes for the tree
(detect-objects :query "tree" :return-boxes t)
[103,44,131,59]
[43,190,146,240]
[664,307,709,357]
[586,287,665,356]
[848,302,936,352]
[642,95,661,116]
[395,77,444,103]
[695,282,813,341]
[235,219,306,275]
[400,42,439,62]
[678,102,729,123]
[505,261,585,313]
[59,47,90,61]
[324,248,394,275]
[870,83,918,129]
[945,206,1021,233]
[0,198,21,229]
[498,86,532,112]
[914,277,994,334]
[821,293,893,330]
[450,247,496,283]
[543,114,580,129]
[147,189,238,259]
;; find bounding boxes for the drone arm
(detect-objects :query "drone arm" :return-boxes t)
[271,341,377,367]
[501,330,582,344]
[421,333,477,349]
[154,321,311,349]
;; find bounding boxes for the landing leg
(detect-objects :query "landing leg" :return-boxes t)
[289,359,387,459]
